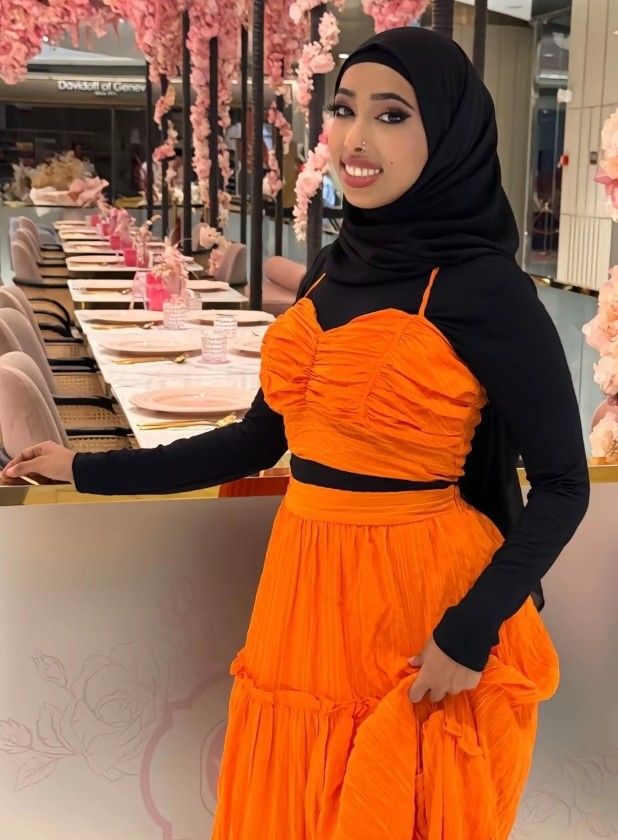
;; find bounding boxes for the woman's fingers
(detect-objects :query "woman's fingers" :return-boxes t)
[5,457,46,478]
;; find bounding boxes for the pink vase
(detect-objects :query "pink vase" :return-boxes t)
[591,395,618,429]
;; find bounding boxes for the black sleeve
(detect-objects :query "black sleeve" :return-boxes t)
[72,389,288,495]
[429,263,590,671]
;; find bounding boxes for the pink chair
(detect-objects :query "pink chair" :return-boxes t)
[16,222,64,265]
[0,357,132,466]
[0,286,87,363]
[0,348,128,437]
[18,216,63,254]
[213,243,247,288]
[0,307,107,399]
[0,362,65,461]
[3,283,74,339]
[10,233,69,278]
[9,241,75,317]
[261,256,306,316]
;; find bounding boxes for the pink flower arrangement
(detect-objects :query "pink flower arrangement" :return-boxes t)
[293,122,331,240]
[361,0,429,32]
[263,149,283,199]
[584,266,618,461]
[594,107,618,222]
[133,216,160,266]
[267,102,293,153]
[67,176,109,207]
[583,266,618,359]
[590,412,618,464]
[152,237,189,297]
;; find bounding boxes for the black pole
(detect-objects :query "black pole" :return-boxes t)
[110,107,117,202]
[250,0,264,310]
[274,92,284,255]
[209,38,219,228]
[145,66,154,219]
[306,5,325,266]
[182,11,192,255]
[240,25,249,245]
[473,0,488,80]
[160,75,170,238]
[432,0,455,39]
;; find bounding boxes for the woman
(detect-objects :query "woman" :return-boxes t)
[3,28,589,839]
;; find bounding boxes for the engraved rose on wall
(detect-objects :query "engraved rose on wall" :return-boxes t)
[0,643,180,790]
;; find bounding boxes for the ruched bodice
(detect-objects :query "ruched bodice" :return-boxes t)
[260,276,487,483]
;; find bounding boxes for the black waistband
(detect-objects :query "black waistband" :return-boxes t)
[290,455,455,492]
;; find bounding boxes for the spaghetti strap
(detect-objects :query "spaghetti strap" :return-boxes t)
[303,272,326,298]
[418,267,440,317]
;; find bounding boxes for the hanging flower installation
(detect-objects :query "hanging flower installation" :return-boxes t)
[187,1,217,208]
[153,120,179,163]
[293,122,331,240]
[265,0,307,92]
[583,266,618,463]
[0,0,118,85]
[361,0,429,33]
[295,10,340,114]
[264,149,284,199]
[267,102,293,153]
[594,107,618,222]
[199,224,230,274]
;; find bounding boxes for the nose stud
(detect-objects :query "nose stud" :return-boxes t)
[354,140,368,152]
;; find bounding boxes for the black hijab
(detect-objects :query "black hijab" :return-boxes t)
[324,26,520,285]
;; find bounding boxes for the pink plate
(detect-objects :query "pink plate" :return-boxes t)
[229,335,263,356]
[187,309,274,325]
[69,254,124,265]
[187,280,230,292]
[99,332,202,356]
[130,386,253,416]
[86,310,164,325]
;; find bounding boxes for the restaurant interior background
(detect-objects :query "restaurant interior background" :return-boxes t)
[0,1,617,839]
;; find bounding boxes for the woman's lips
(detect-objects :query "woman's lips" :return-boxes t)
[340,157,382,189]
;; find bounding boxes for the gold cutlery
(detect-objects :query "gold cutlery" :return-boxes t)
[137,413,236,431]
[91,322,155,330]
[113,353,188,365]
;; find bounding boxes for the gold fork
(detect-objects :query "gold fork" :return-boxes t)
[113,353,188,365]
[137,413,236,430]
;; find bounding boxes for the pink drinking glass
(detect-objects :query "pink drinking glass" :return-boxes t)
[123,247,137,267]
[109,233,122,250]
[101,222,111,237]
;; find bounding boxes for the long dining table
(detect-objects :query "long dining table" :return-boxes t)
[73,309,271,449]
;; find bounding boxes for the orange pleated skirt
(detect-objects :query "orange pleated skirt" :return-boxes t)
[210,479,559,839]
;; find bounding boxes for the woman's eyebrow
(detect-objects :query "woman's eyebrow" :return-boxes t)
[336,88,414,110]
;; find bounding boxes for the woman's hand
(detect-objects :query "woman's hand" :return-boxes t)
[408,636,482,704]
[1,441,76,484]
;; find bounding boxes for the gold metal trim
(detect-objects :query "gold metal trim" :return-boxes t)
[1,462,616,507]
[530,274,599,297]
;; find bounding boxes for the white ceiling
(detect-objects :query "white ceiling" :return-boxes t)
[456,0,532,20]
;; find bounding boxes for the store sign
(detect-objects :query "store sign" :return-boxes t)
[57,79,146,97]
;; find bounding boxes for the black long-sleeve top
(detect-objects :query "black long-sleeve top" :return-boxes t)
[73,250,590,671]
